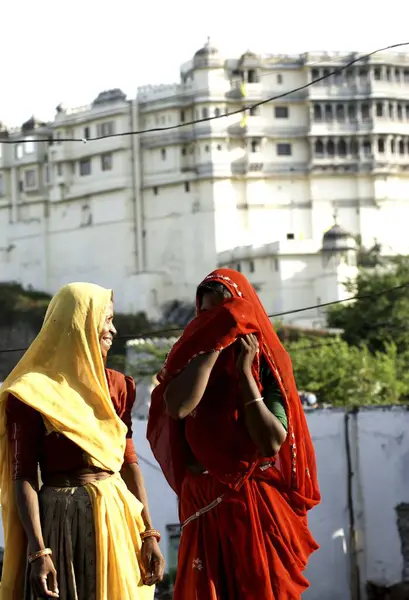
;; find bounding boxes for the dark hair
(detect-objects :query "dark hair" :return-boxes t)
[197,281,232,304]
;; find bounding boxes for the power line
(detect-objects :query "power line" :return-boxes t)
[1,280,408,355]
[2,42,409,145]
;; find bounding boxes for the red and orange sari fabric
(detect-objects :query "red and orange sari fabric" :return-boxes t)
[147,269,320,599]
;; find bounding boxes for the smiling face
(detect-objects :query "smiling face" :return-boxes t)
[99,300,116,361]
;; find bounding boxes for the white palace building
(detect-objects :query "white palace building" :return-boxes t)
[2,41,409,325]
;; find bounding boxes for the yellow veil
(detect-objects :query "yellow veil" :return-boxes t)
[0,282,128,598]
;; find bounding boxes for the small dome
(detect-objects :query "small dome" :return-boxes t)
[322,224,356,252]
[239,50,260,64]
[21,116,47,132]
[92,88,126,106]
[193,38,222,68]
[194,38,219,59]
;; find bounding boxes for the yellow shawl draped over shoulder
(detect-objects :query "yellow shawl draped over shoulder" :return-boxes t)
[0,283,153,600]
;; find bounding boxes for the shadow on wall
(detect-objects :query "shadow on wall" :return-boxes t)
[366,502,409,600]
[366,581,409,600]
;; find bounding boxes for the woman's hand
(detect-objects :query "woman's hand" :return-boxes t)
[29,555,59,598]
[141,537,165,586]
[236,334,259,376]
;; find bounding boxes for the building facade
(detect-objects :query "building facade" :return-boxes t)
[1,44,409,324]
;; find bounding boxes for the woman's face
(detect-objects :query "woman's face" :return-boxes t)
[99,300,117,360]
[200,291,225,312]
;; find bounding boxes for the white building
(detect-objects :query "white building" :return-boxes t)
[2,44,409,324]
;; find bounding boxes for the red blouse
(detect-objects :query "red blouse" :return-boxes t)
[6,368,139,481]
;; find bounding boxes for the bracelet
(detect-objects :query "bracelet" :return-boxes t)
[140,529,161,543]
[244,397,264,407]
[28,548,52,563]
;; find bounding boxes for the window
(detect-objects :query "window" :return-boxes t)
[315,140,324,156]
[184,182,190,192]
[247,69,258,83]
[24,137,35,154]
[314,105,322,121]
[399,140,405,155]
[0,173,4,196]
[338,139,347,157]
[96,121,114,137]
[202,108,209,119]
[57,163,63,176]
[361,104,370,120]
[181,147,187,156]
[71,162,76,174]
[79,158,91,176]
[251,140,260,153]
[277,74,283,84]
[348,104,356,121]
[180,110,185,123]
[327,140,335,156]
[378,138,385,153]
[161,148,166,160]
[336,104,345,121]
[217,144,222,151]
[84,126,90,139]
[205,144,210,152]
[153,186,158,195]
[44,164,50,184]
[374,68,381,80]
[286,233,295,240]
[24,169,37,189]
[277,143,292,156]
[101,153,113,171]
[249,106,259,116]
[249,260,255,273]
[15,144,23,160]
[275,106,288,119]
[215,108,221,117]
[397,104,403,120]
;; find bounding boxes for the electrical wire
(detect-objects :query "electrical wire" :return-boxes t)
[2,42,409,144]
[1,280,408,355]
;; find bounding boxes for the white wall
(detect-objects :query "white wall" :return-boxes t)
[0,407,408,597]
[134,407,409,599]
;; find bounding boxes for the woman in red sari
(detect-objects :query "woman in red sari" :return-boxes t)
[147,268,321,599]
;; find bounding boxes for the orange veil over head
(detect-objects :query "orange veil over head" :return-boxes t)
[147,269,320,516]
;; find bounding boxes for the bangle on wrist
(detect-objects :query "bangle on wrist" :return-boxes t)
[140,528,161,543]
[28,548,52,563]
[244,397,264,407]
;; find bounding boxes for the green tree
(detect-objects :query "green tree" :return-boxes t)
[327,256,409,354]
[289,338,407,406]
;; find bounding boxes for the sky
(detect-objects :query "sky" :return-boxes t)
[2,0,408,126]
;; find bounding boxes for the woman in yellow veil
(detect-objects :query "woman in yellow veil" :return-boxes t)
[0,282,164,599]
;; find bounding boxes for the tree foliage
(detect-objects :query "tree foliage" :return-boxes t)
[289,338,408,406]
[327,256,409,354]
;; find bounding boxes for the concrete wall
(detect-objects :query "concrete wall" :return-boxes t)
[1,406,408,598]
[133,407,409,599]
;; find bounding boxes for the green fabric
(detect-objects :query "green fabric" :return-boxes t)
[260,359,288,431]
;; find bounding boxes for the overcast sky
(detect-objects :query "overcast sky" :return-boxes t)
[2,0,408,125]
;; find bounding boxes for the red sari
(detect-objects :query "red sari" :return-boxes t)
[147,269,321,599]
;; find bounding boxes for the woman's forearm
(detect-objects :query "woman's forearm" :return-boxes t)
[164,351,220,419]
[121,462,153,529]
[14,479,46,553]
[240,371,287,457]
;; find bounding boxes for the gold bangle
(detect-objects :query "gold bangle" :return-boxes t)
[244,397,264,407]
[28,548,52,563]
[140,529,161,543]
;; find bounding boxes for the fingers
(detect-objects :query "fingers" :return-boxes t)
[146,558,164,585]
[36,575,59,598]
[49,571,60,597]
[242,334,259,350]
